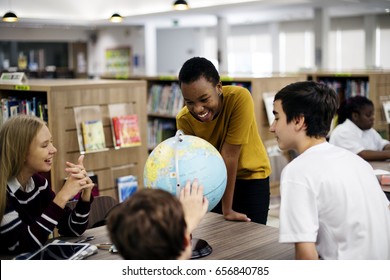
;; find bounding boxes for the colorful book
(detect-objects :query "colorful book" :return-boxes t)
[81,120,106,152]
[117,175,138,203]
[112,114,141,148]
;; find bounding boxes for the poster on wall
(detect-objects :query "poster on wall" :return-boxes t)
[105,46,132,77]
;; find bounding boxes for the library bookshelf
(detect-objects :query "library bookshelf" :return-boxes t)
[102,74,307,145]
[101,74,306,199]
[0,79,148,201]
[307,71,390,139]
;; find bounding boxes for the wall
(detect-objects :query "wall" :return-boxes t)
[0,25,146,78]
[89,26,146,77]
[1,13,390,76]
[0,26,89,42]
[0,26,90,72]
[154,14,390,74]
[156,27,204,75]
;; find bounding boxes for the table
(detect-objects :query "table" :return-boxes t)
[369,161,390,198]
[1,212,293,260]
[83,212,294,260]
[191,213,294,260]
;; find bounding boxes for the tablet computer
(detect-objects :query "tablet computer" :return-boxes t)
[26,242,90,260]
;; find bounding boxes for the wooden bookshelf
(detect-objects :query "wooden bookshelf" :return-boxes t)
[102,74,306,144]
[0,79,148,201]
[307,71,390,139]
[219,75,307,142]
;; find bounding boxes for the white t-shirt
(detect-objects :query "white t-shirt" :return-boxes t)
[279,142,390,259]
[329,119,390,154]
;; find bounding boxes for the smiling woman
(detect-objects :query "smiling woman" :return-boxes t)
[176,57,271,225]
[0,114,95,256]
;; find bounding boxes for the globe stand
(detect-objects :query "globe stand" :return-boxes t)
[190,237,212,259]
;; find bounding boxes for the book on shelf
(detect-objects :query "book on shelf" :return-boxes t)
[117,175,138,203]
[147,83,183,116]
[383,100,390,124]
[9,99,19,117]
[81,120,106,152]
[262,92,276,126]
[0,96,46,125]
[112,114,142,148]
[73,105,105,153]
[147,118,176,149]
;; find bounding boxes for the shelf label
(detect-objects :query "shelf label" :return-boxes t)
[0,72,29,84]
[14,84,31,91]
[158,76,176,81]
[334,73,352,77]
[220,76,234,81]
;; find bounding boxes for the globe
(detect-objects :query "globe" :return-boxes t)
[144,130,227,212]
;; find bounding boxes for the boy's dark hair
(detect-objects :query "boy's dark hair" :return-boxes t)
[337,95,374,124]
[107,189,187,260]
[274,81,339,138]
[178,57,220,86]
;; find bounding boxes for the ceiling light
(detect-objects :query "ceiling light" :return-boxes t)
[110,13,123,23]
[173,0,189,10]
[2,11,18,22]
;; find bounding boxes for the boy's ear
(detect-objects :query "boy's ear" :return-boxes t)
[351,111,359,122]
[178,232,192,260]
[183,232,190,248]
[294,114,306,131]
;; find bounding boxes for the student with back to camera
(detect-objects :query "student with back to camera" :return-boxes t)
[270,81,390,259]
[176,57,271,224]
[0,114,95,255]
[329,95,390,161]
[106,179,209,260]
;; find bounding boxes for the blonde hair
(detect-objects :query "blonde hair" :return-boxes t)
[0,115,45,221]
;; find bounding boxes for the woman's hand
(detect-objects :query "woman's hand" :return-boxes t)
[222,208,251,222]
[65,155,93,202]
[53,155,94,208]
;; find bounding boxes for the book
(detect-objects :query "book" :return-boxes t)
[263,92,276,126]
[81,120,106,152]
[8,99,19,117]
[117,175,138,203]
[112,114,142,148]
[383,100,390,124]
[1,98,9,125]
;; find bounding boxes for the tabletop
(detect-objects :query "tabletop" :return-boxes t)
[369,161,390,194]
[53,212,293,260]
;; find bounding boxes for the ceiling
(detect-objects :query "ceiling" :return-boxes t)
[1,0,389,28]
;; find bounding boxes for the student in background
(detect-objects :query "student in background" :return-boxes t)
[107,180,208,260]
[271,81,390,259]
[329,95,390,161]
[0,115,94,255]
[176,57,271,224]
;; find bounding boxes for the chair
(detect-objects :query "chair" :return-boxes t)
[67,196,119,229]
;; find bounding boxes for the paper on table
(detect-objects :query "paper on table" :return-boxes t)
[373,169,390,176]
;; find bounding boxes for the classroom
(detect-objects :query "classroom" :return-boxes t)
[1,0,390,268]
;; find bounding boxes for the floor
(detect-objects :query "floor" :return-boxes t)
[267,195,281,228]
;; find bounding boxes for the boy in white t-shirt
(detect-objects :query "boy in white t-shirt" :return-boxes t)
[270,81,390,260]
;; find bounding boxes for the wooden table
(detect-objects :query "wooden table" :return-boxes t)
[0,212,292,260]
[82,212,294,260]
[191,212,294,260]
[369,161,390,196]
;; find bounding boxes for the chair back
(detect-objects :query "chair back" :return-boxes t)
[67,196,118,229]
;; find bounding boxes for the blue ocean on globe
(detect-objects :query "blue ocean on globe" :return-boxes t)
[144,131,227,212]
